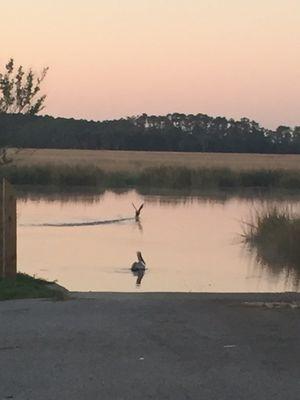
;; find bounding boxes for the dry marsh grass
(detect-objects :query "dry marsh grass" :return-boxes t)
[2,149,300,190]
[8,148,300,172]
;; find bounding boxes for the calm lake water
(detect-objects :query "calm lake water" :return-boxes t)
[17,190,300,292]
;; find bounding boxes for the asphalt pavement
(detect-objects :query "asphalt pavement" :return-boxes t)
[1,292,300,400]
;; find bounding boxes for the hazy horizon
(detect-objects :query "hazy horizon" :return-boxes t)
[1,0,300,129]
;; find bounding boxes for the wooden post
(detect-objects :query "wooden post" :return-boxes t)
[0,180,3,278]
[0,179,17,278]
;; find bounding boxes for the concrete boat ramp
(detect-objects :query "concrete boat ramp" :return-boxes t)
[1,292,300,400]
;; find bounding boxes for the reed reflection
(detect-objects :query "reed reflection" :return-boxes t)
[17,187,300,207]
[246,244,300,291]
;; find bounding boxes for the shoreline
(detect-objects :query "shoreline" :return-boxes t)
[3,288,300,303]
[70,291,300,300]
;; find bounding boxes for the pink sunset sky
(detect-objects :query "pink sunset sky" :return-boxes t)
[1,0,299,129]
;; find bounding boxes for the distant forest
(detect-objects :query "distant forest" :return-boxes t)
[1,112,300,153]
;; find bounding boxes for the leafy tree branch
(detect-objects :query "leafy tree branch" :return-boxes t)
[0,58,48,115]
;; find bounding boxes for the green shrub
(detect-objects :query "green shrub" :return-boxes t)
[0,273,67,301]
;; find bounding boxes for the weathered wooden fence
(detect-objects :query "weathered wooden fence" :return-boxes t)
[0,179,17,278]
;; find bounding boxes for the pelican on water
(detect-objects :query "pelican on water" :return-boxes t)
[131,251,146,272]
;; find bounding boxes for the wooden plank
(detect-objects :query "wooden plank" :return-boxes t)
[0,181,3,278]
[3,179,17,278]
[0,179,17,279]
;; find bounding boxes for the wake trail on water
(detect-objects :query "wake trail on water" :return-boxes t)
[22,217,134,227]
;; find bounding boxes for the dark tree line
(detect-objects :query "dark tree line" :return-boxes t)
[0,112,300,153]
[1,59,299,154]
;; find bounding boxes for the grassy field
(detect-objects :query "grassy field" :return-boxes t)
[9,148,300,171]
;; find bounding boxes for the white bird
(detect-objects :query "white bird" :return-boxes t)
[131,251,146,272]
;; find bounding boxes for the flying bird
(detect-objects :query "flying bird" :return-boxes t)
[132,203,144,220]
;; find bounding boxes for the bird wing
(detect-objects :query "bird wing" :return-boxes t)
[137,203,144,214]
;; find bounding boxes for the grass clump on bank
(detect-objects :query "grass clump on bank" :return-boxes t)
[0,273,67,301]
[1,164,300,190]
[243,207,300,271]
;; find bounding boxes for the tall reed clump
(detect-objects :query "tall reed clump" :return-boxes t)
[243,206,300,272]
